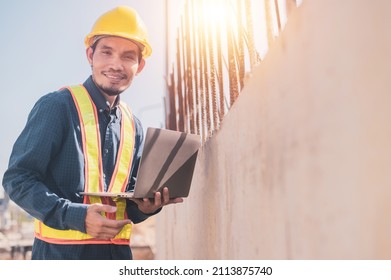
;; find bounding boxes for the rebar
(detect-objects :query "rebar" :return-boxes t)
[191,0,201,136]
[176,28,184,132]
[184,2,195,134]
[236,0,245,91]
[164,0,300,142]
[208,11,219,132]
[245,0,257,70]
[227,14,239,106]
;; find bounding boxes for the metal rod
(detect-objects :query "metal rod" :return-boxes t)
[191,0,201,136]
[164,0,300,141]
[176,28,184,131]
[216,18,225,123]
[200,0,212,138]
[265,0,274,49]
[274,0,282,32]
[208,10,219,132]
[227,11,239,107]
[245,0,257,70]
[184,1,195,134]
[236,0,245,91]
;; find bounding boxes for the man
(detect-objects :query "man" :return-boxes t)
[2,6,182,260]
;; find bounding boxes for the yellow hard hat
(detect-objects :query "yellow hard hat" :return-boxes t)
[85,6,152,58]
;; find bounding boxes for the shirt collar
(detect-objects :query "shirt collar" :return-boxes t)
[83,76,121,118]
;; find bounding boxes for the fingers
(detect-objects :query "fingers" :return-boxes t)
[134,187,184,214]
[161,187,169,204]
[90,203,117,213]
[150,187,171,206]
[99,219,131,239]
[159,187,184,205]
[85,203,131,239]
[149,187,184,206]
[88,218,131,239]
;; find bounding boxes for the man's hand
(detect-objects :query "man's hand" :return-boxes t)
[132,187,184,214]
[85,204,131,239]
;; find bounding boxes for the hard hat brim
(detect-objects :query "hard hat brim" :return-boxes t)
[85,33,152,58]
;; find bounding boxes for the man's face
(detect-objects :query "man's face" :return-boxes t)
[86,36,145,97]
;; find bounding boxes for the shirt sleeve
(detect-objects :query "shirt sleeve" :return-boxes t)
[2,93,88,232]
[125,115,162,223]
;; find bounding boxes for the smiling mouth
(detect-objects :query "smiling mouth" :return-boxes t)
[103,72,127,83]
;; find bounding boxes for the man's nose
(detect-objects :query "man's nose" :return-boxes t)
[109,56,124,71]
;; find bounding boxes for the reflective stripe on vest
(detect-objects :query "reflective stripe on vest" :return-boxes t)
[34,85,135,245]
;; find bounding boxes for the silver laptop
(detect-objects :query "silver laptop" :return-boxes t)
[81,127,201,199]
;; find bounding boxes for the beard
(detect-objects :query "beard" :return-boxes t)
[92,73,132,97]
[96,83,123,96]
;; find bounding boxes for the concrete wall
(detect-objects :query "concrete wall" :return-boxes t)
[156,0,391,259]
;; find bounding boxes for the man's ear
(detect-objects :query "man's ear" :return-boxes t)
[86,47,93,65]
[136,58,146,75]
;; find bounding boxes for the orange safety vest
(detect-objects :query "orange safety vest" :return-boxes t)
[34,85,135,245]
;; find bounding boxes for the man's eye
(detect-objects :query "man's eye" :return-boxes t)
[102,51,111,55]
[124,55,136,61]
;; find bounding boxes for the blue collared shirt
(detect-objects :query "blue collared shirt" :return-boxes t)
[2,76,153,259]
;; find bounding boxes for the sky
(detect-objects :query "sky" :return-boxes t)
[0,0,167,181]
